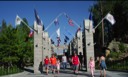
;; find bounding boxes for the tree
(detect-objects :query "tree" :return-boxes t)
[90,1,128,57]
[0,18,34,68]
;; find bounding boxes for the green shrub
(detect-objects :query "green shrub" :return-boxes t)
[119,43,125,52]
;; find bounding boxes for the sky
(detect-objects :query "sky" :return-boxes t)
[0,1,95,54]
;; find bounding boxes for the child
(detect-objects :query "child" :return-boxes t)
[88,57,95,77]
[56,58,60,74]
[44,56,49,75]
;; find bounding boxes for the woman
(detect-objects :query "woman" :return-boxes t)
[44,56,50,75]
[72,52,80,74]
[99,54,107,77]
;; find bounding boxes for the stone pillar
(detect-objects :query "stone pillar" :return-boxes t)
[84,19,94,72]
[77,31,83,55]
[34,21,43,74]
[42,32,51,59]
[69,42,72,55]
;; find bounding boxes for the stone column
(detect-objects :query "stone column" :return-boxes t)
[34,21,43,74]
[69,42,72,55]
[42,32,51,59]
[77,31,83,55]
[84,19,94,72]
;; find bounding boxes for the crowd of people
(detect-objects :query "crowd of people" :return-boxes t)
[43,52,107,77]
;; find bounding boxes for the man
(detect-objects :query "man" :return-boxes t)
[72,52,80,74]
[78,52,83,70]
[50,54,57,74]
[62,53,67,70]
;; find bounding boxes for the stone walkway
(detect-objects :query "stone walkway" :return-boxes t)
[1,67,128,77]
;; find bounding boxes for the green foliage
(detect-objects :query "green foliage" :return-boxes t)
[108,51,120,60]
[119,43,125,52]
[106,57,128,71]
[0,19,33,68]
[0,66,23,76]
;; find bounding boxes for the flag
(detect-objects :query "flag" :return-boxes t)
[57,37,61,47]
[34,9,42,25]
[65,14,70,19]
[29,29,34,37]
[57,37,61,42]
[105,13,116,25]
[89,12,95,33]
[56,28,60,37]
[54,18,59,25]
[57,40,60,47]
[51,39,54,44]
[77,27,81,32]
[68,19,74,26]
[89,11,92,20]
[15,15,22,26]
[65,35,69,40]
[64,39,67,43]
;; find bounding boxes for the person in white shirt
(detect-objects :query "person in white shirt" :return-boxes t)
[62,53,67,70]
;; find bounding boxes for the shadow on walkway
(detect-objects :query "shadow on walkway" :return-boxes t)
[117,73,128,77]
[24,67,34,73]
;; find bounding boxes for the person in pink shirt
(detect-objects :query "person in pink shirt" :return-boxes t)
[88,57,95,77]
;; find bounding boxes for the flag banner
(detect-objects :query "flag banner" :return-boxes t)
[57,41,60,47]
[56,28,60,37]
[29,29,34,37]
[65,35,69,40]
[57,37,61,42]
[89,12,92,20]
[88,12,95,33]
[34,9,42,26]
[64,39,67,43]
[54,18,59,25]
[105,13,116,25]
[15,15,22,26]
[51,39,54,44]
[68,19,74,26]
[65,14,70,19]
[57,37,61,47]
[77,27,81,32]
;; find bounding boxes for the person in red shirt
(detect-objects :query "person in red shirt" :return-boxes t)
[44,56,50,75]
[72,52,80,74]
[50,54,57,74]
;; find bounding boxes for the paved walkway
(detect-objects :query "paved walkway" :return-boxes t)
[1,67,128,77]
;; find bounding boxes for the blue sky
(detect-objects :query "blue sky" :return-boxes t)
[0,1,95,48]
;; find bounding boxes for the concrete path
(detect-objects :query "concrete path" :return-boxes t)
[1,67,128,77]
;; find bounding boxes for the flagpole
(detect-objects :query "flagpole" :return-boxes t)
[63,25,75,38]
[50,32,56,39]
[44,13,63,31]
[21,20,37,32]
[72,20,81,28]
[17,15,37,32]
[100,1,105,47]
[94,17,105,30]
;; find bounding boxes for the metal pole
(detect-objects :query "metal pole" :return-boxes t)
[44,13,63,31]
[94,17,105,30]
[100,1,104,47]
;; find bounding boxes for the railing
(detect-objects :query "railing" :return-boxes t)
[106,57,128,71]
[95,57,128,71]
[0,63,23,76]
